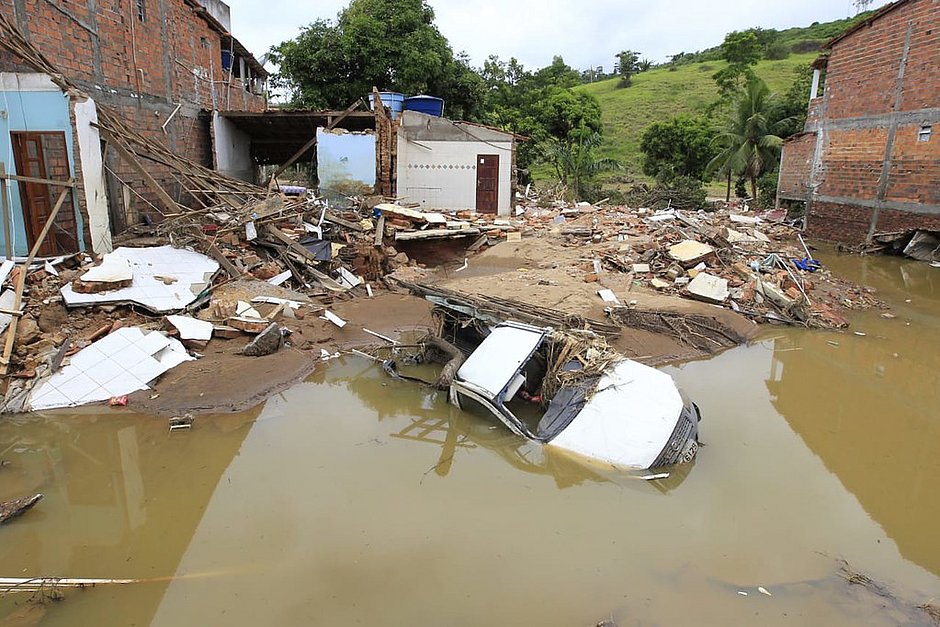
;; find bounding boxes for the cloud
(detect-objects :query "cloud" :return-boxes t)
[225,0,885,72]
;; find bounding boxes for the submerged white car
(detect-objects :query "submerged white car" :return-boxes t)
[448,321,700,470]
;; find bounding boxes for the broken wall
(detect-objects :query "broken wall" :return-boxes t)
[316,128,376,204]
[0,0,267,230]
[212,111,254,183]
[0,72,85,257]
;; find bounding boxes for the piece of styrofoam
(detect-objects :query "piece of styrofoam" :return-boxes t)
[61,246,218,313]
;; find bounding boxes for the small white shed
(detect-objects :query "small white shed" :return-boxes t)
[396,111,516,216]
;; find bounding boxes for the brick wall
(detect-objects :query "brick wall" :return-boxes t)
[778,133,816,199]
[825,0,939,119]
[817,127,888,199]
[807,201,874,242]
[780,0,940,244]
[886,122,940,205]
[0,0,266,230]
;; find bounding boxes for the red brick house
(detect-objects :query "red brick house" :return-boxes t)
[0,0,267,257]
[777,0,939,243]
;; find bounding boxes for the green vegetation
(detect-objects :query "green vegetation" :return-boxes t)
[577,53,816,179]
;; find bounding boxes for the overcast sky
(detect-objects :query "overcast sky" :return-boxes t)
[224,0,889,72]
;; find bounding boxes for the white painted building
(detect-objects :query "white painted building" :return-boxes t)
[396,111,516,216]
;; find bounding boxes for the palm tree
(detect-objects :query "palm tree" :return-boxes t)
[706,77,789,201]
[541,130,620,200]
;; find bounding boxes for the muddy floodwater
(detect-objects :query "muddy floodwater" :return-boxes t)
[2,251,939,626]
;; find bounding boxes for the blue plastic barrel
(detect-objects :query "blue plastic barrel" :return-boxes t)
[368,92,405,119]
[404,95,445,117]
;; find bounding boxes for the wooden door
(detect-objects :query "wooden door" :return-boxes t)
[11,131,78,256]
[475,154,499,213]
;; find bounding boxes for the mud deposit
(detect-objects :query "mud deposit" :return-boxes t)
[1,251,938,626]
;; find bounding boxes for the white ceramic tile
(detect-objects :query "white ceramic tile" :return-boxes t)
[110,343,152,369]
[127,358,167,383]
[74,385,111,405]
[30,388,73,410]
[55,372,99,404]
[136,331,172,356]
[154,346,190,369]
[86,358,126,386]
[46,364,81,388]
[68,345,107,370]
[90,331,134,356]
[102,374,149,398]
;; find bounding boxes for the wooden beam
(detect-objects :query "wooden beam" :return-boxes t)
[394,228,481,242]
[204,241,240,279]
[100,130,180,215]
[0,182,72,375]
[266,98,365,191]
[373,213,385,247]
[0,172,77,188]
[324,210,364,232]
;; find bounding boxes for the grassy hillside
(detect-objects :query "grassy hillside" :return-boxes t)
[577,53,817,180]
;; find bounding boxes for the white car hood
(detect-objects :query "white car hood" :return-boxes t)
[546,360,684,469]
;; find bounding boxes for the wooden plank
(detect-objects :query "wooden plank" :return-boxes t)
[0,183,72,375]
[0,173,77,188]
[204,241,240,279]
[101,130,180,215]
[394,228,481,241]
[1,163,10,259]
[324,211,365,232]
[373,213,385,246]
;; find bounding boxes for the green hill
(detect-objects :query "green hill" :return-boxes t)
[569,10,878,185]
[577,53,817,179]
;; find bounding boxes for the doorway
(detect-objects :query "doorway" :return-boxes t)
[10,131,79,256]
[475,154,499,213]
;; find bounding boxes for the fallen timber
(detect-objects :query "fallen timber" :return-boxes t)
[0,494,42,524]
[393,280,622,339]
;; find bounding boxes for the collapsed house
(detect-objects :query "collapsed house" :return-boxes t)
[776,0,940,244]
[0,0,267,258]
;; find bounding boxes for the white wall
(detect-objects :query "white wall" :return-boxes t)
[73,97,112,254]
[212,112,253,182]
[397,138,513,215]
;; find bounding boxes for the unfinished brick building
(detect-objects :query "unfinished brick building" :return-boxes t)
[777,0,939,243]
[0,0,267,257]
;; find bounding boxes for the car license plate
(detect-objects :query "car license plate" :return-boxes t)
[679,440,698,464]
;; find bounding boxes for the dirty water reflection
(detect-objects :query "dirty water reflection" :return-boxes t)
[1,253,939,626]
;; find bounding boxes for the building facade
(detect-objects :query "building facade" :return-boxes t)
[777,0,939,243]
[397,111,517,216]
[0,0,266,257]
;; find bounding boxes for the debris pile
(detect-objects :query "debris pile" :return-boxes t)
[477,197,885,329]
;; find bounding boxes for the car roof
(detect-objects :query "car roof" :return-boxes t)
[456,323,547,398]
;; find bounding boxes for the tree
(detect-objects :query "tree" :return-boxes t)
[640,115,718,182]
[615,50,640,86]
[712,30,761,100]
[771,64,814,139]
[541,131,620,200]
[270,0,483,119]
[706,77,789,201]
